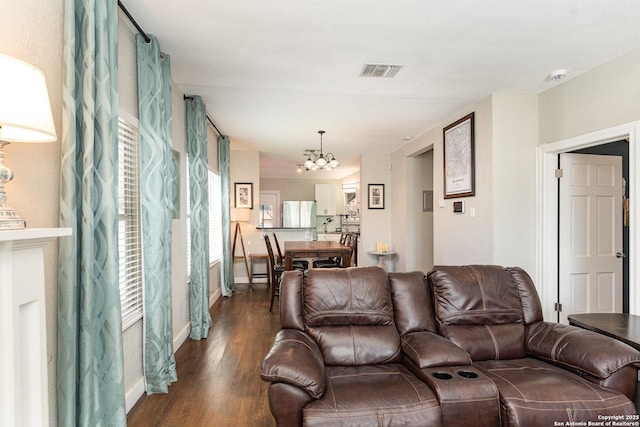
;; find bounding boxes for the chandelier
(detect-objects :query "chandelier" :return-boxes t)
[302,130,340,171]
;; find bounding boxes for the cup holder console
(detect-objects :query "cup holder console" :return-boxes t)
[457,370,479,379]
[432,372,453,380]
[431,369,480,380]
[426,367,500,426]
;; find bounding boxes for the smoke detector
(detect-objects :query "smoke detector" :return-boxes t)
[549,69,568,81]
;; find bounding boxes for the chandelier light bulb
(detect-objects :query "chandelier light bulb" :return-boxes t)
[304,156,313,168]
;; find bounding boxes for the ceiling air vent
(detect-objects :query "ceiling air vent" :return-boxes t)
[360,64,403,78]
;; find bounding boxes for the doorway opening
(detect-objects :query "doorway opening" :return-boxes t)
[538,122,640,323]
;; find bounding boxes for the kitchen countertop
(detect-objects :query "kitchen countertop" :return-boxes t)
[256,227,315,230]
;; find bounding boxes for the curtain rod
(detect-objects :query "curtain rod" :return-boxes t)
[184,95,224,137]
[117,3,225,138]
[118,1,151,44]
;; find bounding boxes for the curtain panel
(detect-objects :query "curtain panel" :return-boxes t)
[218,135,234,296]
[58,0,126,425]
[136,33,177,394]
[186,96,212,339]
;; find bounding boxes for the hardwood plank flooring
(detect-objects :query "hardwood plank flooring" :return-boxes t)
[127,282,279,427]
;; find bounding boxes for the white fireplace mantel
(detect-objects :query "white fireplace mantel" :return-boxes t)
[0,228,71,427]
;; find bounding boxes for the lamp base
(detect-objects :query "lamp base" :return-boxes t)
[0,203,26,230]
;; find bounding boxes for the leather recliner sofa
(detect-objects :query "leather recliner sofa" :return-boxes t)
[260,265,640,426]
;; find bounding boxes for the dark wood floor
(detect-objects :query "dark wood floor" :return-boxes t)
[127,282,279,427]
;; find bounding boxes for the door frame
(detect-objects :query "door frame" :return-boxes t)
[537,121,640,321]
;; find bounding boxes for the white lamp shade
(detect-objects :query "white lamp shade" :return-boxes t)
[0,54,57,143]
[231,208,251,222]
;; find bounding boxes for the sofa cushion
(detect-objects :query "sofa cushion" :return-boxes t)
[474,358,637,426]
[303,364,442,427]
[389,271,438,335]
[430,265,524,326]
[429,265,527,360]
[304,267,401,365]
[304,267,393,327]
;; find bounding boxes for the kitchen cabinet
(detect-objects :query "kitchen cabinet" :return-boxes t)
[315,184,337,215]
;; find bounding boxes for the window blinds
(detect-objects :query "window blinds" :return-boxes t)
[118,117,143,329]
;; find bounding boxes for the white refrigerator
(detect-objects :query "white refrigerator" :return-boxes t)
[282,201,317,228]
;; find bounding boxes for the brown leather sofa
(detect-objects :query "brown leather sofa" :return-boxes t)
[428,265,640,425]
[260,265,640,426]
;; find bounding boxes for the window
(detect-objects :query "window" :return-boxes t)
[209,170,222,264]
[187,165,222,278]
[118,115,143,330]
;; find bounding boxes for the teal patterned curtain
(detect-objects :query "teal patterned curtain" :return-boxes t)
[137,34,177,394]
[219,135,234,296]
[186,96,212,339]
[58,0,126,425]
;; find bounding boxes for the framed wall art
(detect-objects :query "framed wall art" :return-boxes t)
[368,184,385,209]
[234,182,253,209]
[443,112,475,198]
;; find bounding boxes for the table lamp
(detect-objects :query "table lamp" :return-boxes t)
[0,54,57,229]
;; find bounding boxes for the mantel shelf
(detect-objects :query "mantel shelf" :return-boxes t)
[0,227,72,242]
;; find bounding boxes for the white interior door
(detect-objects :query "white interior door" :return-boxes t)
[558,153,623,323]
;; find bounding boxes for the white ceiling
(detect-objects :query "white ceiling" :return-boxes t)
[123,0,640,180]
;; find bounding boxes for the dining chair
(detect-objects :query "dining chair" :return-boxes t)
[264,235,285,312]
[312,232,350,268]
[312,233,357,268]
[272,233,308,270]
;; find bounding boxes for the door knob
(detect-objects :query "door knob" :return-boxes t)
[616,252,626,258]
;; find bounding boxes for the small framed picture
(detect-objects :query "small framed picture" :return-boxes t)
[443,112,475,199]
[234,182,253,209]
[368,184,385,209]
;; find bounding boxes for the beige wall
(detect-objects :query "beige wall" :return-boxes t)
[360,152,392,268]
[230,148,262,278]
[389,94,538,275]
[260,178,317,201]
[539,49,640,145]
[406,150,434,271]
[491,94,538,274]
[432,97,495,265]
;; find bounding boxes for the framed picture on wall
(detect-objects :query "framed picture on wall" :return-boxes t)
[234,182,253,209]
[443,112,475,198]
[368,184,385,209]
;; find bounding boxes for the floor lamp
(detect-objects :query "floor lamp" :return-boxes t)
[231,208,251,282]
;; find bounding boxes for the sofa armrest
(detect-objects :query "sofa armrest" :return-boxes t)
[260,329,326,399]
[402,331,472,368]
[526,321,640,379]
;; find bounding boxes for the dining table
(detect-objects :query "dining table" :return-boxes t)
[283,240,352,270]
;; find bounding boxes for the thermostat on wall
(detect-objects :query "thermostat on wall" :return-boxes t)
[453,201,465,214]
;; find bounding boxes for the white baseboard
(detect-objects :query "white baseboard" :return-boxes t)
[173,322,191,353]
[125,286,225,414]
[210,287,222,307]
[125,377,146,413]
